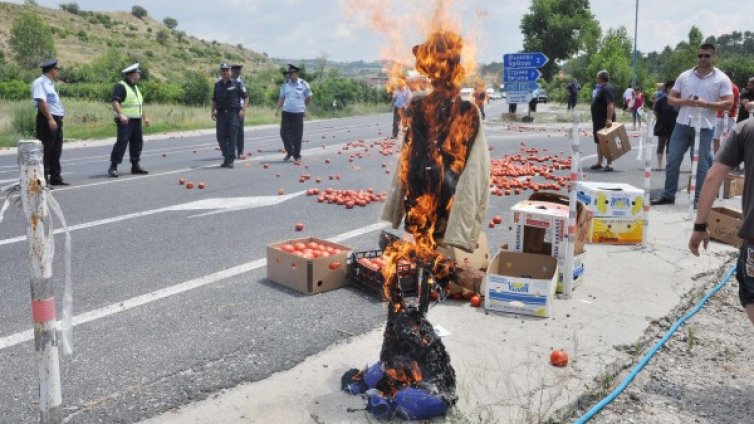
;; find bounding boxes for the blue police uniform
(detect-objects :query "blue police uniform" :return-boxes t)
[278,64,312,160]
[231,65,248,157]
[108,63,149,177]
[213,63,248,167]
[32,59,67,185]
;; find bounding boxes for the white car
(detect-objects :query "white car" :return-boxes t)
[460,87,474,101]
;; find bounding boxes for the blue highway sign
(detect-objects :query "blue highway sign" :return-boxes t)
[501,82,540,92]
[503,52,549,69]
[503,68,542,83]
[506,93,532,104]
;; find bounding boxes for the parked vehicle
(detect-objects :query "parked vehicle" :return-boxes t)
[537,89,548,103]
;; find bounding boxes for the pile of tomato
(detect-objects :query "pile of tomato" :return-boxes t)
[489,145,573,196]
[277,241,345,260]
[310,188,387,209]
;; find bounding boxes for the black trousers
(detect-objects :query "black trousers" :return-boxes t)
[237,116,244,156]
[567,96,577,110]
[35,112,64,181]
[392,106,405,138]
[216,110,240,162]
[111,118,144,166]
[280,111,304,158]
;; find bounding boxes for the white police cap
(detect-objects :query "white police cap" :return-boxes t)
[122,63,141,74]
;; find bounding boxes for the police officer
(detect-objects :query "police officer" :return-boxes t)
[108,63,150,177]
[211,63,248,168]
[32,59,67,186]
[276,64,312,161]
[230,64,247,158]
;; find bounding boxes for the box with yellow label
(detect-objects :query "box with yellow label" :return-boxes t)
[484,251,558,318]
[576,182,644,218]
[588,216,644,245]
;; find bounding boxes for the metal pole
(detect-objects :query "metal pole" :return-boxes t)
[18,140,63,424]
[643,112,653,251]
[564,112,581,298]
[688,109,702,220]
[631,0,639,90]
[718,111,730,199]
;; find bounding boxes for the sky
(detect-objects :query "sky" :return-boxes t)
[8,0,752,63]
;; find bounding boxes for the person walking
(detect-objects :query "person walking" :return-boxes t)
[32,59,67,186]
[631,87,645,130]
[590,70,617,171]
[651,43,734,206]
[391,81,412,138]
[211,63,248,168]
[276,64,312,161]
[653,80,678,170]
[566,78,580,111]
[622,86,634,112]
[737,77,754,123]
[230,64,248,158]
[689,118,754,325]
[108,63,150,178]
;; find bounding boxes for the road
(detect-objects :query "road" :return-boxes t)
[0,101,669,423]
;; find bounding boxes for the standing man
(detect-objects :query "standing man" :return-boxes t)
[230,64,248,158]
[566,78,580,111]
[622,86,634,111]
[391,81,412,138]
[32,59,67,186]
[108,63,150,177]
[737,77,754,123]
[211,63,248,168]
[651,44,733,206]
[276,64,312,161]
[689,118,754,325]
[590,70,617,172]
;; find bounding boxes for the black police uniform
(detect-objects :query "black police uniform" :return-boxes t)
[213,78,248,165]
[110,80,146,171]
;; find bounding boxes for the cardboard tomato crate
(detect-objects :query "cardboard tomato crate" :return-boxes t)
[484,251,558,318]
[576,182,644,218]
[349,250,417,301]
[588,216,643,245]
[266,237,352,295]
[708,207,743,247]
[596,123,631,162]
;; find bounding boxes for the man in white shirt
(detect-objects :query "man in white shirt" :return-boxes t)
[32,59,67,186]
[622,86,634,111]
[651,43,733,206]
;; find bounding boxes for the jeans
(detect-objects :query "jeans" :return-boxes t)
[662,122,713,201]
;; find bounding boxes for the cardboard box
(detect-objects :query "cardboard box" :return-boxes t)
[576,182,644,218]
[596,123,631,162]
[484,252,558,318]
[589,216,644,244]
[508,199,591,259]
[266,238,352,294]
[708,207,743,247]
[437,231,490,271]
[528,192,592,252]
[557,253,585,294]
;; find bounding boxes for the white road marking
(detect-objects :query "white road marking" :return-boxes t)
[0,192,307,247]
[0,221,390,351]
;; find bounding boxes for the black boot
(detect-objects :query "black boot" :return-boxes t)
[108,165,119,178]
[131,163,149,175]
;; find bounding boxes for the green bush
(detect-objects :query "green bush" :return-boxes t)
[11,104,36,138]
[58,83,111,101]
[131,5,148,19]
[0,80,29,100]
[59,2,80,15]
[180,71,211,106]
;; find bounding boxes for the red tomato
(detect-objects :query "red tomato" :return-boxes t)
[550,350,569,367]
[293,242,306,251]
[178,177,186,185]
[329,262,342,270]
[492,215,503,225]
[306,242,318,250]
[345,201,355,209]
[429,291,439,301]
[470,295,482,307]
[294,223,304,232]
[280,244,295,253]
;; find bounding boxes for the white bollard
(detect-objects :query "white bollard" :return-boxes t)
[687,108,702,220]
[563,112,581,298]
[643,113,653,251]
[18,140,63,424]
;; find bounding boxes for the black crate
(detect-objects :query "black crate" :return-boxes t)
[350,250,417,301]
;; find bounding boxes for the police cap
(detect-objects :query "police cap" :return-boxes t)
[122,63,141,74]
[230,64,243,70]
[287,64,301,74]
[40,59,60,72]
[220,63,232,70]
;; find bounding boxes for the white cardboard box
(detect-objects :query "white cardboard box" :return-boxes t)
[484,251,558,318]
[508,200,568,259]
[557,253,585,294]
[576,182,644,218]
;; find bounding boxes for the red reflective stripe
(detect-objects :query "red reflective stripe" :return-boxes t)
[32,298,56,323]
[645,171,651,178]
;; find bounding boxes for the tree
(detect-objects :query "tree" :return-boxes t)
[520,0,601,80]
[131,5,148,19]
[155,29,170,45]
[59,2,80,15]
[180,71,211,106]
[9,11,56,69]
[163,17,178,30]
[587,27,634,95]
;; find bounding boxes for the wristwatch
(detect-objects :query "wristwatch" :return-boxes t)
[693,223,708,232]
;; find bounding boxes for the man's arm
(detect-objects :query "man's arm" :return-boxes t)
[112,101,128,125]
[605,101,614,127]
[667,89,691,108]
[689,161,733,255]
[210,99,217,121]
[38,101,58,131]
[142,105,150,126]
[695,94,733,112]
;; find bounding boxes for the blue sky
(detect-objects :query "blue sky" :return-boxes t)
[9,0,751,63]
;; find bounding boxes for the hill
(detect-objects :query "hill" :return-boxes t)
[0,2,274,80]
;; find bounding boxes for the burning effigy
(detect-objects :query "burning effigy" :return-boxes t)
[342,29,490,420]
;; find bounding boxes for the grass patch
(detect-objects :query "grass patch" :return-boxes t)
[0,100,390,148]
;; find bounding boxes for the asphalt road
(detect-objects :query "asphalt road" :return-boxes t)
[0,101,673,423]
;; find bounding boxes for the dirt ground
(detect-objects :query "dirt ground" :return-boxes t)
[582,265,754,424]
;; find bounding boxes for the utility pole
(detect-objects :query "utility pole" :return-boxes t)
[631,0,639,90]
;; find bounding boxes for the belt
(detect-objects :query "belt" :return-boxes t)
[217,108,240,113]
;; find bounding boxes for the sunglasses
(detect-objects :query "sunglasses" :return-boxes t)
[697,54,712,59]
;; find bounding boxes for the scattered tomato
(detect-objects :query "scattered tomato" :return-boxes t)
[294,223,304,232]
[470,295,482,307]
[550,350,569,367]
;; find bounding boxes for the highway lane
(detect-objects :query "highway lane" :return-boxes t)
[0,101,675,422]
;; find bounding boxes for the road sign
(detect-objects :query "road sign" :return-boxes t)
[506,93,532,104]
[503,52,549,69]
[503,68,542,82]
[501,82,539,92]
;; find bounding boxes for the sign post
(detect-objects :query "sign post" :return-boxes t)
[502,52,549,122]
